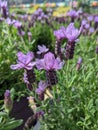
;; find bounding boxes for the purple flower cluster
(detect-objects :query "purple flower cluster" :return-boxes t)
[14,20,25,36]
[37,45,49,55]
[54,23,81,60]
[0,0,8,18]
[65,23,80,42]
[36,81,47,100]
[36,52,63,86]
[67,10,78,22]
[54,26,66,41]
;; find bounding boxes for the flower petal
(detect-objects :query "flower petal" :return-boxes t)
[10,64,22,70]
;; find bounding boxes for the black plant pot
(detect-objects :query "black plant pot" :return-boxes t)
[10,97,34,130]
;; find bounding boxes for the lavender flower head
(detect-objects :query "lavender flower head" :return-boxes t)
[36,52,64,71]
[89,27,94,34]
[87,15,93,21]
[94,16,98,23]
[14,20,22,28]
[54,26,66,41]
[65,23,80,42]
[77,8,83,15]
[36,81,47,95]
[37,45,49,54]
[6,18,15,25]
[81,19,87,26]
[28,32,32,37]
[67,10,78,18]
[4,90,10,99]
[84,23,90,29]
[10,52,36,70]
[0,0,8,18]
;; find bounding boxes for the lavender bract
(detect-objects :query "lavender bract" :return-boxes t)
[54,26,66,41]
[37,45,49,55]
[65,23,80,42]
[10,52,35,70]
[36,52,64,71]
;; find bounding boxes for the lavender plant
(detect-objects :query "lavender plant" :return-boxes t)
[0,3,98,130]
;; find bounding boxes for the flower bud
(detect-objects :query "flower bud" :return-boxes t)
[76,57,82,70]
[4,90,13,113]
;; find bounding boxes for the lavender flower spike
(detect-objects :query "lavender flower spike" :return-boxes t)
[65,23,80,42]
[0,0,8,18]
[10,52,35,70]
[77,57,82,64]
[36,52,64,86]
[36,81,47,100]
[67,10,78,22]
[4,90,13,112]
[36,81,47,95]
[76,57,82,70]
[37,45,49,54]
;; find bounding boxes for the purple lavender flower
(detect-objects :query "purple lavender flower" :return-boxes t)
[65,23,80,42]
[77,57,82,64]
[21,14,28,22]
[37,45,49,55]
[54,26,66,41]
[6,18,15,25]
[81,19,87,26]
[67,10,78,22]
[65,23,81,60]
[76,57,82,70]
[0,0,8,18]
[89,27,94,34]
[67,10,78,18]
[77,8,83,15]
[84,23,90,30]
[14,20,25,36]
[14,20,22,28]
[28,32,32,41]
[36,81,47,95]
[28,32,32,37]
[10,52,36,70]
[36,81,47,100]
[94,16,98,23]
[0,17,4,21]
[87,16,93,21]
[36,52,64,71]
[54,26,66,59]
[36,52,63,86]
[4,90,10,99]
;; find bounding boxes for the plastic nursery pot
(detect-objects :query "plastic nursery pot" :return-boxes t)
[10,97,34,130]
